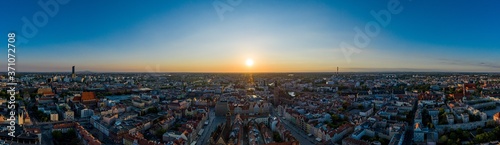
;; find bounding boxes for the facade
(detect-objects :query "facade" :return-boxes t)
[53,122,76,133]
[359,107,374,117]
[215,101,229,116]
[93,121,110,136]
[64,110,75,120]
[413,122,424,142]
[50,111,59,121]
[330,123,355,143]
[446,114,454,124]
[461,113,469,123]
[81,109,94,118]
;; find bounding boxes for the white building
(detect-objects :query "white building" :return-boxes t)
[64,110,74,120]
[50,111,59,121]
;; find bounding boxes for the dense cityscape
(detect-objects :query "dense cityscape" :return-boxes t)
[0,67,499,145]
[3,0,500,145]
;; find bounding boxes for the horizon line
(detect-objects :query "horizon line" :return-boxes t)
[6,71,500,74]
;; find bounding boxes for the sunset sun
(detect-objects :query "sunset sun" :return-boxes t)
[246,59,254,67]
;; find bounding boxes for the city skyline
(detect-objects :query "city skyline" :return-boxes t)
[2,0,499,72]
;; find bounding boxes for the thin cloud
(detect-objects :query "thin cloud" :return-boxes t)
[437,58,500,69]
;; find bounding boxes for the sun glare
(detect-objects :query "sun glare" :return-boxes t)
[246,59,254,67]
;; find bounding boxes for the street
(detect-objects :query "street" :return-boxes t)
[271,107,317,145]
[403,99,418,145]
[197,109,224,145]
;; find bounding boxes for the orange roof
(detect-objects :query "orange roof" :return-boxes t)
[82,92,96,101]
[37,88,53,94]
[43,92,55,96]
[73,96,82,102]
[53,122,76,129]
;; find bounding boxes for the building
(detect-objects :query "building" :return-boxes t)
[431,114,439,125]
[81,92,97,107]
[446,114,454,124]
[209,113,234,145]
[330,123,354,143]
[274,82,281,106]
[461,113,469,123]
[93,120,110,136]
[215,101,229,116]
[342,137,370,145]
[75,122,102,145]
[72,66,76,78]
[81,108,94,118]
[81,92,97,102]
[64,110,75,120]
[50,111,59,121]
[359,107,373,117]
[37,87,53,95]
[53,122,76,133]
[413,122,424,142]
[494,112,500,125]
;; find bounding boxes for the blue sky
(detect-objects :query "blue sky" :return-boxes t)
[1,0,499,72]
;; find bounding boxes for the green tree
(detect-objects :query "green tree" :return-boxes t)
[439,135,448,143]
[66,129,76,138]
[52,131,63,139]
[273,131,283,142]
[476,128,484,134]
[148,107,159,114]
[449,132,458,142]
[428,123,435,129]
[155,129,167,138]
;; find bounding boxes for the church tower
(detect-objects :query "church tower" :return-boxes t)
[273,81,280,106]
[18,110,24,126]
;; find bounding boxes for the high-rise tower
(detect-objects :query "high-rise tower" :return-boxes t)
[273,81,280,106]
[72,66,76,78]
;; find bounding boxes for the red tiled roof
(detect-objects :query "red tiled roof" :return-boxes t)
[73,96,82,102]
[82,92,96,101]
[329,123,353,136]
[53,122,76,129]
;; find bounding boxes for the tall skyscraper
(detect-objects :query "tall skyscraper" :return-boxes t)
[72,66,76,78]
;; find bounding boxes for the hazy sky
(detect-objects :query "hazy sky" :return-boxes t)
[1,0,499,72]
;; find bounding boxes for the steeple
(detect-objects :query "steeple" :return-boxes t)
[18,110,24,126]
